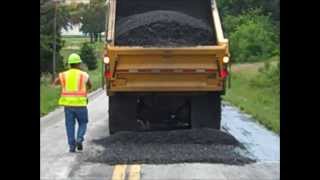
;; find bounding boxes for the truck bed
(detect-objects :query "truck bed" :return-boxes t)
[105,0,229,93]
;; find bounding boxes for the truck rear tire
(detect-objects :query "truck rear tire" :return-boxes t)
[191,92,221,129]
[108,93,139,134]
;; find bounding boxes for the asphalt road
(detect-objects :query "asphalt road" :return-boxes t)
[40,89,279,180]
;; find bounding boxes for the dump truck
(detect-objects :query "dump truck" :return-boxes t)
[104,0,230,134]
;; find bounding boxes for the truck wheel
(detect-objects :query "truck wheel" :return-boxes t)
[191,93,221,129]
[108,93,138,134]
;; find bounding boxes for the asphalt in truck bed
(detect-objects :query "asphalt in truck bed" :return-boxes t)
[115,0,216,46]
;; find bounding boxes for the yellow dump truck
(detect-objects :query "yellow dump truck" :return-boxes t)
[104,0,230,134]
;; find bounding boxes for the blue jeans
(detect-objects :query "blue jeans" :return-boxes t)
[64,107,88,149]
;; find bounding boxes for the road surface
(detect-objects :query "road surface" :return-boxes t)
[41,89,279,180]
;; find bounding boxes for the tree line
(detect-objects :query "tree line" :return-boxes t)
[67,0,106,42]
[40,0,106,76]
[219,0,280,63]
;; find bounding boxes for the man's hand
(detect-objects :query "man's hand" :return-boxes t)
[52,76,60,87]
[87,79,93,90]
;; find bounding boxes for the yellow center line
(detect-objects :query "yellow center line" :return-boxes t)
[111,164,127,180]
[127,164,141,180]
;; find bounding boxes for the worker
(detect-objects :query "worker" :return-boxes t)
[53,53,92,153]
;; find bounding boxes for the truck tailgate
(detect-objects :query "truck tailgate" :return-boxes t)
[107,46,227,92]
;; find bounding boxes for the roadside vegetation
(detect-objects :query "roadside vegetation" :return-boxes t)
[220,0,280,133]
[223,57,280,134]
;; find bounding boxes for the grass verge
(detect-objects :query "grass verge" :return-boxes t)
[222,59,280,134]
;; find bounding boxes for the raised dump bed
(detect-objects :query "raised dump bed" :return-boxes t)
[114,0,217,46]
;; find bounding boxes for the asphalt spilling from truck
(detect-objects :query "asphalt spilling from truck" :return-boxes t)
[80,128,255,165]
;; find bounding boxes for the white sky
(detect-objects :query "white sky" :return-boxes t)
[61,24,84,36]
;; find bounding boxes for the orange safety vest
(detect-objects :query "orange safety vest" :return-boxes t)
[58,69,89,106]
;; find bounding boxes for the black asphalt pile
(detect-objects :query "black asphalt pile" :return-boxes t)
[82,129,255,165]
[114,0,216,46]
[115,11,216,46]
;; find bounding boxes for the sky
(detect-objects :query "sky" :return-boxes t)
[61,24,84,36]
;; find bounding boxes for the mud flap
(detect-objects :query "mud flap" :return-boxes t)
[136,94,191,130]
[191,92,221,129]
[108,93,140,134]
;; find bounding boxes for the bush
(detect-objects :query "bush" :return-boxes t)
[223,9,262,34]
[80,42,97,70]
[227,10,278,62]
[219,0,279,23]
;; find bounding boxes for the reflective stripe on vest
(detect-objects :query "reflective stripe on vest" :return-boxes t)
[58,69,88,106]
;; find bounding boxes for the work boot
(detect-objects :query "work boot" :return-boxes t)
[69,146,76,153]
[76,142,83,151]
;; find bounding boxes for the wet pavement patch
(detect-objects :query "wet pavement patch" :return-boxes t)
[81,129,256,165]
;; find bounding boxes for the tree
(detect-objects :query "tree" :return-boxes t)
[79,0,106,42]
[80,42,97,70]
[219,0,279,20]
[218,0,280,62]
[40,0,71,76]
[65,3,86,24]
[228,12,278,62]
[219,0,279,33]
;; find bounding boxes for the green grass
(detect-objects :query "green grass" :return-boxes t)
[63,37,88,47]
[88,60,104,91]
[40,76,61,116]
[222,60,280,134]
[40,36,105,117]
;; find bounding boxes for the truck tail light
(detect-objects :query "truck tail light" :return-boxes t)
[104,63,112,78]
[104,56,112,78]
[105,70,112,78]
[220,69,228,79]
